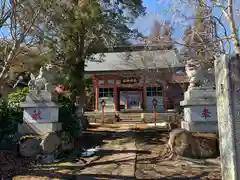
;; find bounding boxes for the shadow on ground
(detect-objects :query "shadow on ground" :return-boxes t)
[134,128,221,180]
[5,125,220,180]
[8,127,153,179]
[11,159,218,180]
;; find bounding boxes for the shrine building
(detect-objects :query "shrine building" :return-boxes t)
[85,46,188,113]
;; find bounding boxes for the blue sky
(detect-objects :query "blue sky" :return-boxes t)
[1,0,239,53]
[133,0,186,40]
[133,0,240,53]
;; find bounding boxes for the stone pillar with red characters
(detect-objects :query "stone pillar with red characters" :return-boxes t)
[18,89,62,135]
[180,76,218,133]
[180,87,218,133]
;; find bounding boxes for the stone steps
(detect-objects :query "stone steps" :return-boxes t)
[85,112,177,124]
[118,113,142,122]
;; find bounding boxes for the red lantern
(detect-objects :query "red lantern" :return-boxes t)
[100,99,106,124]
[152,98,158,107]
[152,98,158,125]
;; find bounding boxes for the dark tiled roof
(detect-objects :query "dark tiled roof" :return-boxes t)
[85,50,184,72]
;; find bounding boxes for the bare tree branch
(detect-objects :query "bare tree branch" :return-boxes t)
[158,0,240,55]
[0,0,46,93]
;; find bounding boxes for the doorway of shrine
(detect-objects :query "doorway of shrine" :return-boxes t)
[117,87,143,112]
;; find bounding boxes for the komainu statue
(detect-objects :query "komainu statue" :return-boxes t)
[28,64,54,93]
[185,58,215,90]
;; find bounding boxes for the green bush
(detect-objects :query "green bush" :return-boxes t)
[0,88,29,141]
[0,99,11,141]
[0,88,81,143]
[58,93,81,135]
[8,87,29,124]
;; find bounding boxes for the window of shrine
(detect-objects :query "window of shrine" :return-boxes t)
[146,87,162,97]
[99,88,114,98]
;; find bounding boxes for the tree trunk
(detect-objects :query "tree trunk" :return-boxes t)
[74,20,85,114]
[221,0,240,54]
[69,60,85,106]
[71,60,87,131]
[227,0,240,54]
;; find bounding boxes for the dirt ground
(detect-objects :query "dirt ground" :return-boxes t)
[1,124,221,180]
[134,130,221,180]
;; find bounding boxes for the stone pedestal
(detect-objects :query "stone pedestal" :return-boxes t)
[180,87,218,133]
[18,90,62,135]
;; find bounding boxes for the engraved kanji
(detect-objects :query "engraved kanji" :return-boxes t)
[31,110,42,120]
[201,108,211,119]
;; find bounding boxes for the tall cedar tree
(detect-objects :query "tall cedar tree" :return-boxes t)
[36,0,145,111]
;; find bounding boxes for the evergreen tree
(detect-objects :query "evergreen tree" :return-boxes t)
[38,0,145,107]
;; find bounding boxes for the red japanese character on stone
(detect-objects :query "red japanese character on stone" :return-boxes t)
[201,108,211,119]
[31,110,42,120]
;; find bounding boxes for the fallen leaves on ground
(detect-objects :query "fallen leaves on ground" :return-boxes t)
[0,151,33,178]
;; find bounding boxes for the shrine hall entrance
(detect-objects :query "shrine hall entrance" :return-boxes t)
[117,88,143,112]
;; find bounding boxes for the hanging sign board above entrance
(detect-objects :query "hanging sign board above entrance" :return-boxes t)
[99,80,114,85]
[121,77,139,84]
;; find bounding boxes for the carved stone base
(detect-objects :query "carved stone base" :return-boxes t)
[182,87,216,104]
[18,122,62,135]
[181,121,218,133]
[25,90,57,102]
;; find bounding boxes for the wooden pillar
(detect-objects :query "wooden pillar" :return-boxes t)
[143,85,147,110]
[95,79,99,112]
[162,87,167,111]
[114,80,117,111]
